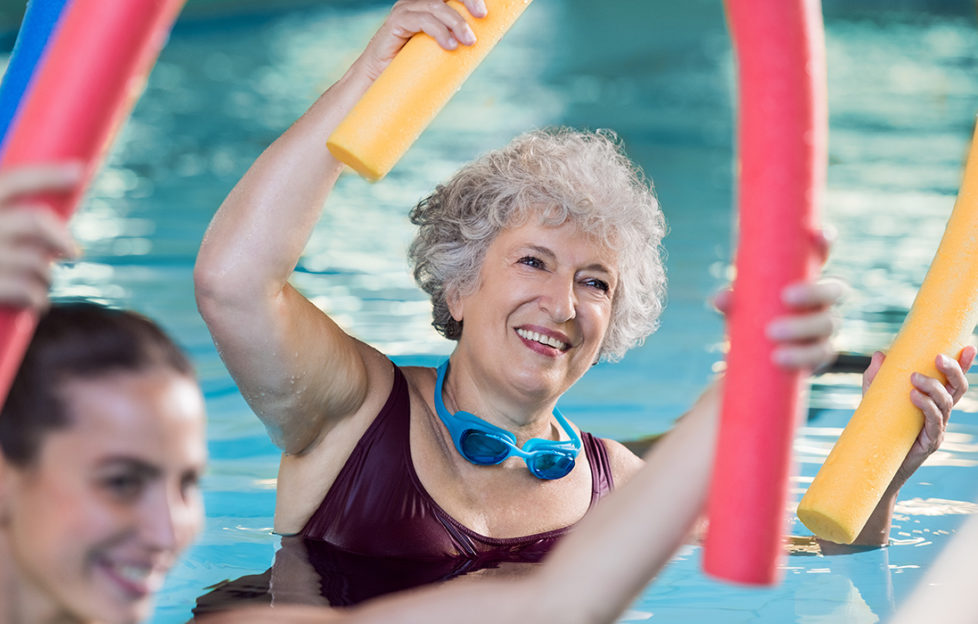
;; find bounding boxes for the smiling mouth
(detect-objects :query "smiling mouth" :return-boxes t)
[516,328,570,351]
[97,558,167,599]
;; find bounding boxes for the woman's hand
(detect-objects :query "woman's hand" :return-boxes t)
[357,0,488,81]
[823,345,977,549]
[863,346,976,487]
[767,279,845,371]
[713,277,846,372]
[0,164,82,309]
[765,226,842,371]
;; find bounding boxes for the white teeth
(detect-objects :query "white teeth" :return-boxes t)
[115,564,152,584]
[517,329,568,350]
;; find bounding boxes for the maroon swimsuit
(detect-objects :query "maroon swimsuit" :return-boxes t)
[190,364,619,612]
[299,363,615,559]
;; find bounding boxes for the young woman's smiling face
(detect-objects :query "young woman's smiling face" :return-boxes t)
[0,368,206,624]
[450,218,618,403]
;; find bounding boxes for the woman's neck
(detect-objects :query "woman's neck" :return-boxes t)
[442,356,563,444]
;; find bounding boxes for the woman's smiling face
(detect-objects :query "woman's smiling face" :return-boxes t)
[1,368,206,624]
[450,217,619,402]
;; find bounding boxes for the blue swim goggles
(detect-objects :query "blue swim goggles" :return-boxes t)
[434,361,582,480]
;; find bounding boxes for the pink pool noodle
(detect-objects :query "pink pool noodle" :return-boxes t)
[0,0,186,406]
[702,0,827,584]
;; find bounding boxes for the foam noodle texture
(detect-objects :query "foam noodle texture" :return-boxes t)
[327,0,532,181]
[702,0,827,585]
[0,0,68,145]
[797,124,978,544]
[0,0,185,405]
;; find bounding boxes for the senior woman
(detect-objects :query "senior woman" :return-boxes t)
[193,0,952,586]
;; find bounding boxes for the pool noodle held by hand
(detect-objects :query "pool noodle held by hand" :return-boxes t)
[327,0,532,181]
[797,123,978,545]
[0,0,185,406]
[702,0,827,585]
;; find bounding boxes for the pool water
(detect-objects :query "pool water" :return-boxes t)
[4,0,978,621]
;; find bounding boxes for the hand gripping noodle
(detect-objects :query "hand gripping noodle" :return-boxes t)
[326,0,532,181]
[797,123,978,544]
[0,0,186,406]
[702,0,827,584]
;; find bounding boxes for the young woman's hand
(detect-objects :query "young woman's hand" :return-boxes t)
[0,164,82,309]
[713,277,846,372]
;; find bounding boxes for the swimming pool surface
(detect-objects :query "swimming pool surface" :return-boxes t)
[3,0,977,621]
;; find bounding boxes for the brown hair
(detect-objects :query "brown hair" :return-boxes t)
[0,301,195,466]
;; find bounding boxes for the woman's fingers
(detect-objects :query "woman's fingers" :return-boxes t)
[0,208,79,310]
[934,351,970,405]
[912,372,954,426]
[0,162,82,202]
[766,310,837,343]
[959,344,978,372]
[781,277,847,310]
[0,209,79,260]
[711,288,733,316]
[861,351,886,393]
[0,240,54,309]
[767,279,843,371]
[364,0,482,76]
[893,347,975,482]
[810,224,837,267]
[772,338,836,370]
[390,0,479,51]
[0,272,51,309]
[909,386,946,452]
[461,0,488,18]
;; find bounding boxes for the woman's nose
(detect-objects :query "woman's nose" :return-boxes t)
[540,275,576,323]
[140,486,200,552]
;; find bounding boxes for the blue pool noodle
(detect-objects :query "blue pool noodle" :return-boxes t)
[0,0,71,152]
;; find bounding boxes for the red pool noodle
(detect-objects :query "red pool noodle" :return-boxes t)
[702,0,827,584]
[0,0,186,406]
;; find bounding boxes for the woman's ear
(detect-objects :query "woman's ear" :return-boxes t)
[447,288,463,323]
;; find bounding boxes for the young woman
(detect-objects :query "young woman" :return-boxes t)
[0,302,207,624]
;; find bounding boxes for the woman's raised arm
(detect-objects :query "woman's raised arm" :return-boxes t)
[194,0,486,454]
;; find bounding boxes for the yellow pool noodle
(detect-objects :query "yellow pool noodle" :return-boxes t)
[326,0,532,181]
[797,123,978,544]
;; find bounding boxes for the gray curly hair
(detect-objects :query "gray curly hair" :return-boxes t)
[408,128,667,362]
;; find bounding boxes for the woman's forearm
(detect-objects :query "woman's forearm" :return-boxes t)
[195,66,372,306]
[529,382,722,624]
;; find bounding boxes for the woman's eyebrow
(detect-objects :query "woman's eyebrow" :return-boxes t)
[520,244,557,260]
[520,244,615,276]
[580,262,614,275]
[95,456,161,477]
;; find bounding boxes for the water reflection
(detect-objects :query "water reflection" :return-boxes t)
[191,535,547,617]
[795,573,880,623]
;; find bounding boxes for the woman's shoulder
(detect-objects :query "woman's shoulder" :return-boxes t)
[598,436,646,487]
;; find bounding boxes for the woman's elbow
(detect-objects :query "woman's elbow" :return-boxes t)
[193,247,263,318]
[193,257,232,320]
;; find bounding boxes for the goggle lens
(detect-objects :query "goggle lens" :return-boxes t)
[460,430,510,464]
[530,452,576,480]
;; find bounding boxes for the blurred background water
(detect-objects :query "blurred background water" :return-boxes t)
[2,0,978,622]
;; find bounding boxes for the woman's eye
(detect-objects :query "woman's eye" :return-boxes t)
[181,471,201,498]
[101,474,145,500]
[584,278,610,293]
[518,256,545,269]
